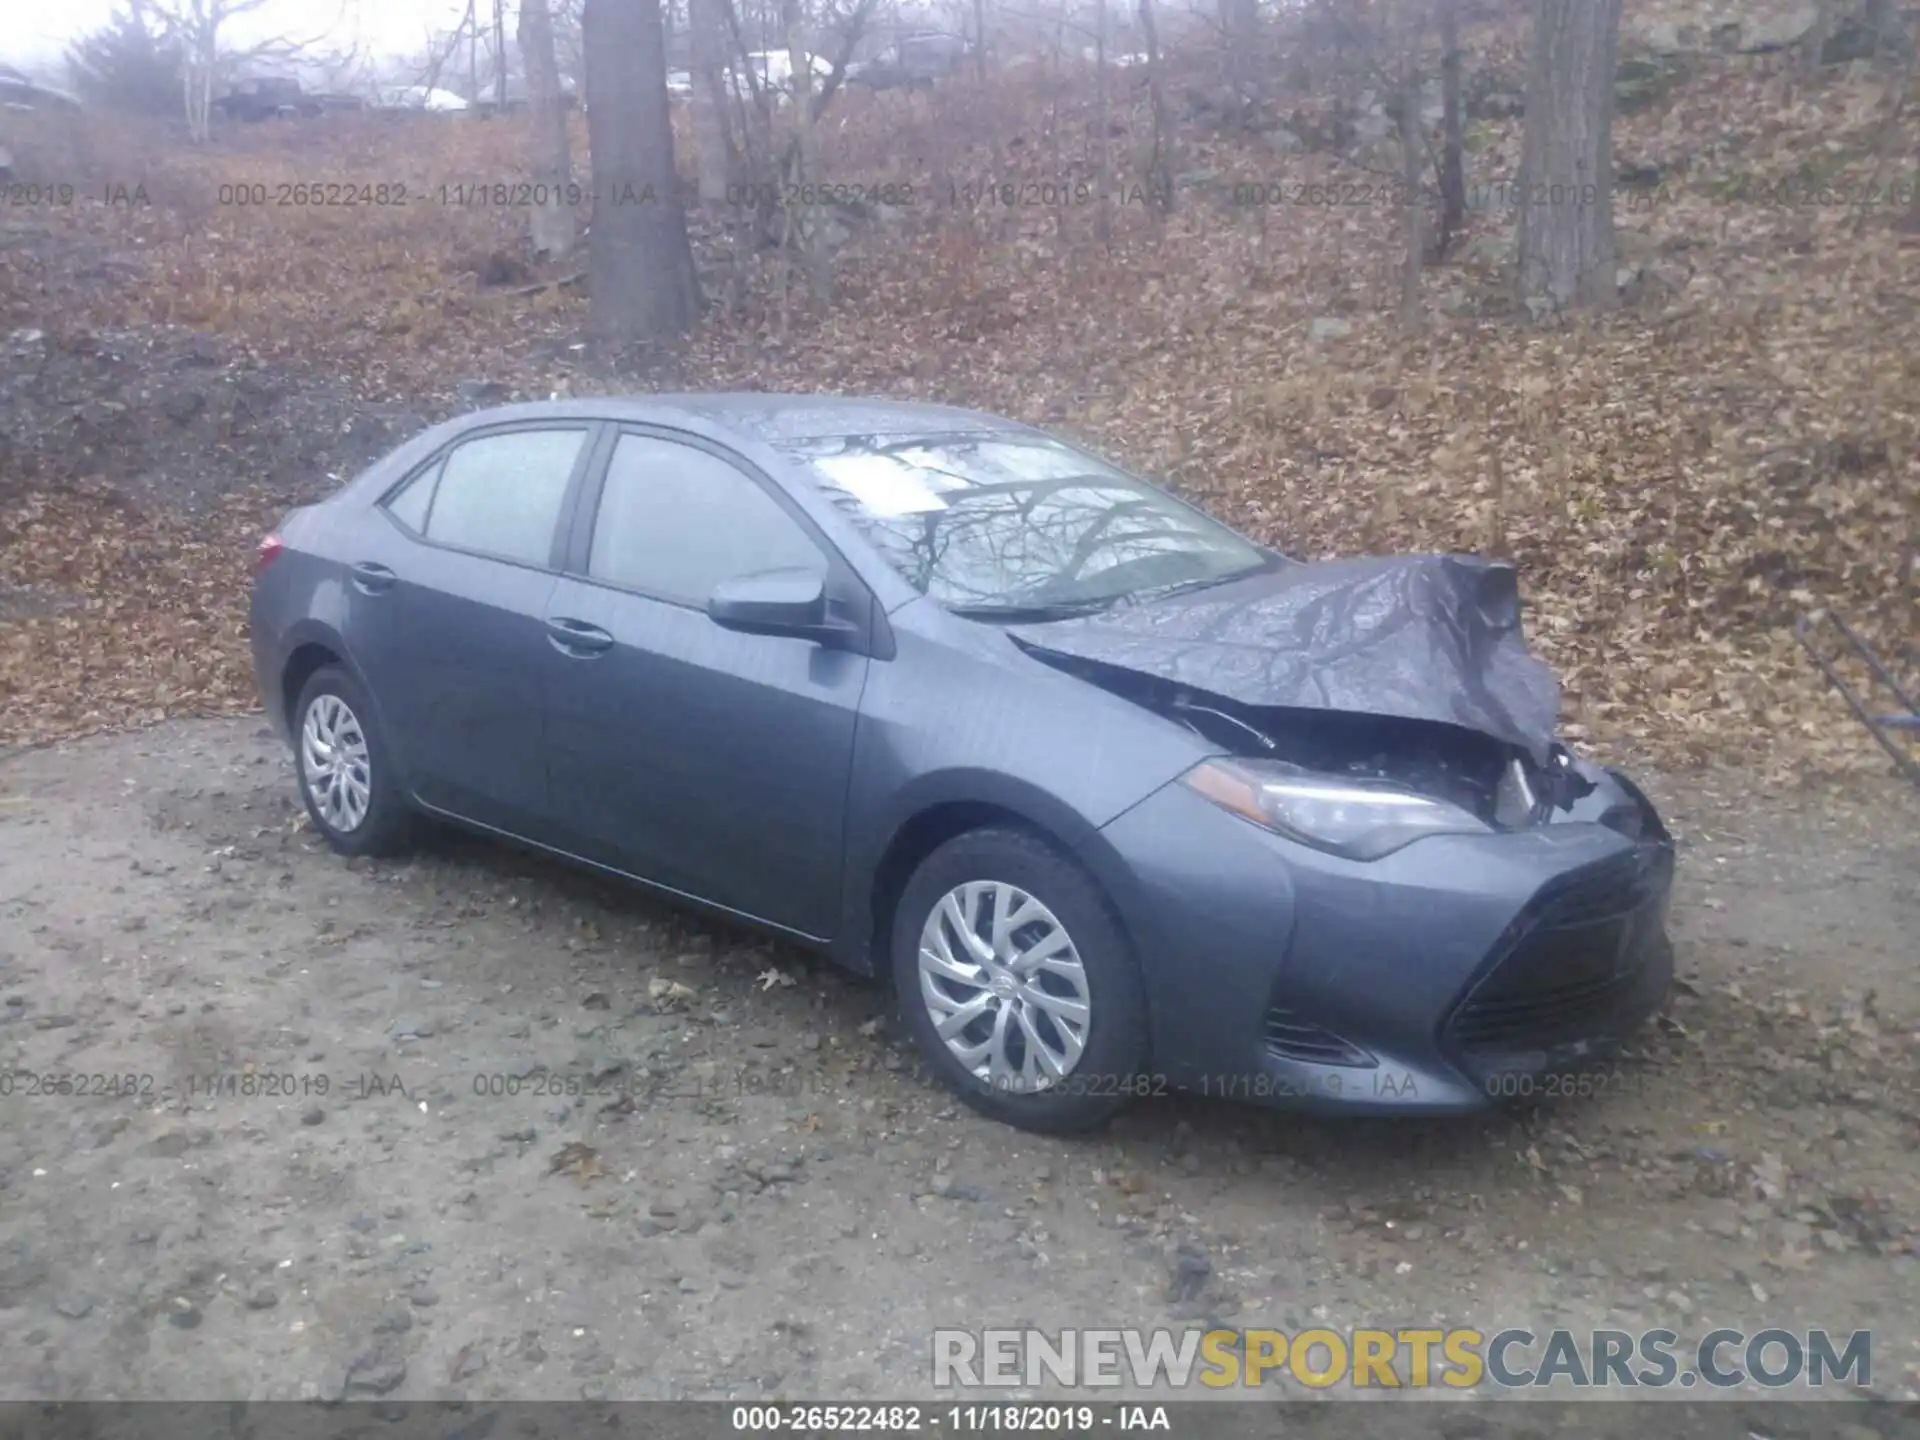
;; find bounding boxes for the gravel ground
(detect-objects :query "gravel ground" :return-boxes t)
[1,720,1916,1406]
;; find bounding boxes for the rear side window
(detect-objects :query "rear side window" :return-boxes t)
[385,466,436,532]
[419,428,588,567]
[587,434,822,604]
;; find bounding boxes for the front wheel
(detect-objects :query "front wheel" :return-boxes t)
[293,665,412,857]
[891,828,1150,1134]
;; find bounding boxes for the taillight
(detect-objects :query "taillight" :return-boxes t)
[255,533,285,572]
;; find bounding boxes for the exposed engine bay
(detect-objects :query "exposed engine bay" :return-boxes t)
[1027,648,1597,829]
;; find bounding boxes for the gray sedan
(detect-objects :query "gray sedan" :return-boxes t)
[249,394,1675,1132]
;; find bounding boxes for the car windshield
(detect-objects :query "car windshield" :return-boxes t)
[781,432,1273,616]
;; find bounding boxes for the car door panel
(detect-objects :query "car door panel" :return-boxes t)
[344,424,596,841]
[544,580,867,934]
[540,429,870,938]
[396,555,561,837]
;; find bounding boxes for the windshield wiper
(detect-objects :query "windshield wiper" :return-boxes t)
[946,596,1124,623]
[1128,563,1276,604]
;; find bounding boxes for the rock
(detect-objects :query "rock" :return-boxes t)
[1353,111,1395,144]
[1738,2,1820,52]
[450,1344,486,1381]
[389,1017,434,1040]
[32,1015,77,1030]
[0,1243,49,1308]
[346,1352,408,1395]
[168,1299,203,1329]
[300,1106,326,1126]
[409,1287,440,1307]
[1168,1241,1212,1303]
[54,1296,94,1320]
[1463,234,1516,267]
[455,379,512,407]
[1308,317,1353,343]
[245,1287,279,1311]
[374,1308,413,1335]
[159,390,206,425]
[1616,54,1688,114]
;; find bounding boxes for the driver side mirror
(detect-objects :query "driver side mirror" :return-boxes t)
[707,568,855,647]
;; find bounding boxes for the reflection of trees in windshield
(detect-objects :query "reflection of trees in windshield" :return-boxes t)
[784,434,1264,607]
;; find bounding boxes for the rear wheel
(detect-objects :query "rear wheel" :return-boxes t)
[293,665,411,857]
[891,828,1149,1133]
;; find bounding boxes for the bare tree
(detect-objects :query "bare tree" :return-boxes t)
[583,0,701,350]
[154,0,319,141]
[1514,0,1623,313]
[1093,0,1112,243]
[1137,0,1174,215]
[1394,3,1426,323]
[1433,0,1465,259]
[519,0,577,258]
[782,0,830,298]
[493,0,509,107]
[690,0,735,203]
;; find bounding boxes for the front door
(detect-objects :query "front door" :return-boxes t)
[542,431,869,937]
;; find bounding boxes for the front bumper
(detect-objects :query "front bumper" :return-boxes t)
[1079,762,1676,1114]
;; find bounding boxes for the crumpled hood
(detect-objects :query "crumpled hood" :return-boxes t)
[1011,553,1562,760]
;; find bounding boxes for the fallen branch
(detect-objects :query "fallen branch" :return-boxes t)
[488,270,587,297]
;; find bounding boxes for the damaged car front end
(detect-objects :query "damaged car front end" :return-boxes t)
[1072,684,1675,1113]
[788,424,1676,1120]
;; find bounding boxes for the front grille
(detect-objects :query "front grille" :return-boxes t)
[1447,846,1672,1056]
[1450,973,1637,1050]
[1263,1009,1376,1068]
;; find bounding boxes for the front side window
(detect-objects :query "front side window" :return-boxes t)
[780,432,1272,616]
[420,427,588,566]
[587,434,823,604]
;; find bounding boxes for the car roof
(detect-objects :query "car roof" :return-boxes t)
[445,393,1034,445]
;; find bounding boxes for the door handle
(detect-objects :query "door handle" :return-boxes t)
[546,617,614,656]
[349,562,396,595]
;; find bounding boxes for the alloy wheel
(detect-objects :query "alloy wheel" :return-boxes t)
[300,693,372,834]
[916,880,1092,1092]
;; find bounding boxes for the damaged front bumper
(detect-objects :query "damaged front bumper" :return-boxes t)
[1078,758,1676,1113]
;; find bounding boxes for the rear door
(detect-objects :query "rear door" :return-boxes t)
[541,429,871,938]
[352,422,598,838]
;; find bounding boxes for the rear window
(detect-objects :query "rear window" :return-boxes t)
[415,427,588,567]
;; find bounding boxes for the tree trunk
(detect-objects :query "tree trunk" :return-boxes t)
[1093,0,1112,243]
[583,0,701,351]
[973,0,987,78]
[493,0,508,109]
[1397,71,1424,325]
[518,0,577,258]
[1222,0,1258,101]
[1514,0,1622,314]
[782,0,830,299]
[467,0,480,108]
[1137,0,1174,215]
[1434,0,1465,260]
[689,0,733,203]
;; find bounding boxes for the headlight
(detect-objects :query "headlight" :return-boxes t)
[1183,758,1491,860]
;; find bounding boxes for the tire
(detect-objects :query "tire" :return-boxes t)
[292,664,412,857]
[891,827,1149,1134]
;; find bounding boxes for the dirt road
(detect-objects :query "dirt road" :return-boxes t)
[1,720,1916,1403]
